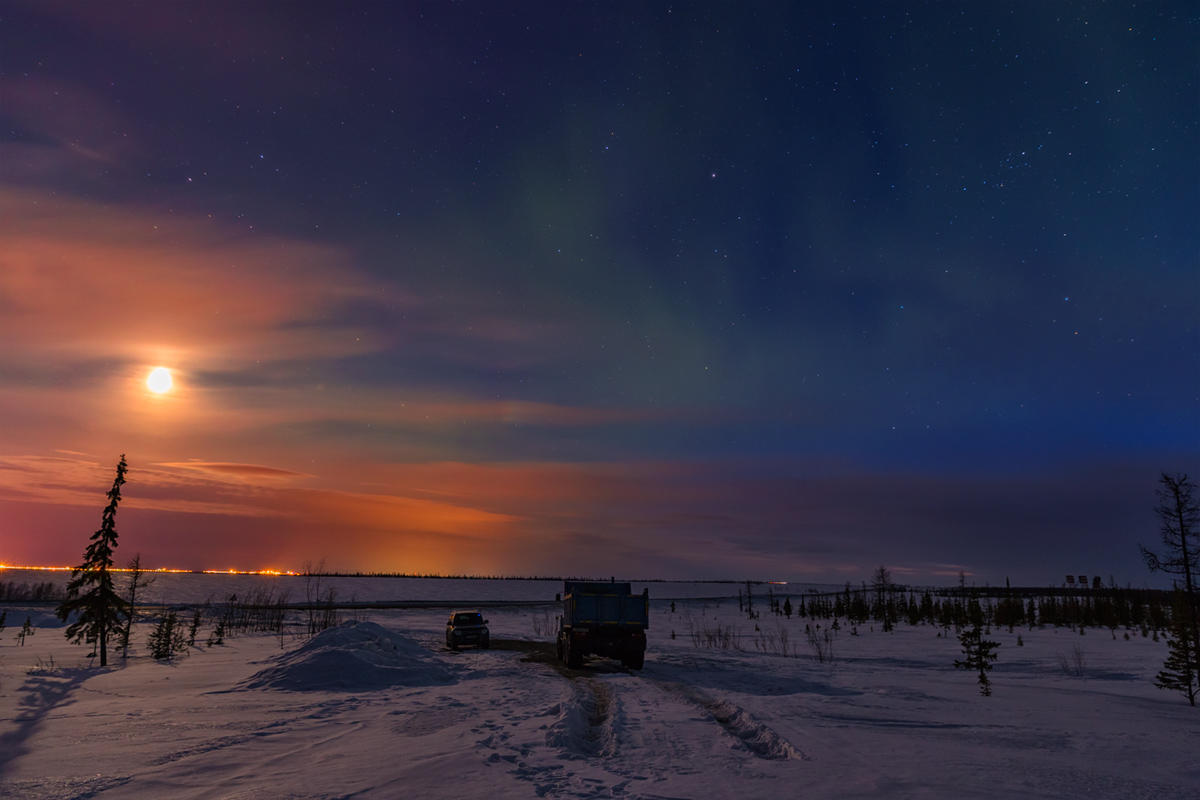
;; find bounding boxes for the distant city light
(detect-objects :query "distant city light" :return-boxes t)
[1,563,297,575]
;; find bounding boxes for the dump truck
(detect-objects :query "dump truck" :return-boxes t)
[556,580,648,670]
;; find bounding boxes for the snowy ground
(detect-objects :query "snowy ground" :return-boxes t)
[1,597,1197,799]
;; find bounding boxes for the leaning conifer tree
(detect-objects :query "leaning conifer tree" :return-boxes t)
[56,455,131,667]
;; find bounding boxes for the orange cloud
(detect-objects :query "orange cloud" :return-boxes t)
[0,454,519,538]
[0,187,384,370]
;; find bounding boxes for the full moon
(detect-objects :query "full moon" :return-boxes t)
[147,367,173,393]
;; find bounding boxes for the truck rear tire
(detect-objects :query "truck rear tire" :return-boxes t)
[623,651,644,670]
[564,635,583,669]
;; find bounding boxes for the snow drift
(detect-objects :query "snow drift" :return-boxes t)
[543,682,620,758]
[243,620,453,691]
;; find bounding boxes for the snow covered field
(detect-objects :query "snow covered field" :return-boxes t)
[2,585,1197,799]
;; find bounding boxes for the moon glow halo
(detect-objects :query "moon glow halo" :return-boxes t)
[147,367,173,393]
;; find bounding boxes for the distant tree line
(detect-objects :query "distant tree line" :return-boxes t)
[761,581,1179,638]
[0,580,66,602]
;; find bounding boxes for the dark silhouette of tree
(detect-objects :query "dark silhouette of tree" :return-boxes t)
[872,566,894,631]
[186,607,203,646]
[1156,589,1197,705]
[148,611,187,661]
[1141,473,1199,705]
[117,552,156,659]
[56,455,130,667]
[17,617,35,646]
[872,565,892,594]
[955,623,1000,696]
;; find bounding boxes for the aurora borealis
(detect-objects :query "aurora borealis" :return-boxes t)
[1,2,1196,583]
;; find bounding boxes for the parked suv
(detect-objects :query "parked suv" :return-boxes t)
[445,610,490,650]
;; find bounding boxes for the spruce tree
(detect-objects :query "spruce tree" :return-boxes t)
[56,455,130,667]
[148,612,178,660]
[1155,589,1198,706]
[955,623,1000,696]
[1141,473,1200,705]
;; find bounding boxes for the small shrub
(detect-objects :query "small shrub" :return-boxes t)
[531,610,556,637]
[206,620,226,647]
[1055,644,1086,677]
[685,610,741,651]
[27,655,58,675]
[187,608,203,646]
[148,612,188,661]
[806,626,835,664]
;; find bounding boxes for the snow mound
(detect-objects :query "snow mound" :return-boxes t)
[244,620,453,691]
[544,683,619,758]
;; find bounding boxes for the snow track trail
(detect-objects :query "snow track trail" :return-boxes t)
[656,681,804,761]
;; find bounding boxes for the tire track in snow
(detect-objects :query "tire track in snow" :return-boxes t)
[522,642,802,763]
[473,678,627,799]
[483,644,802,796]
[655,681,804,761]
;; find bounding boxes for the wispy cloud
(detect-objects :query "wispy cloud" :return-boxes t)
[154,462,315,480]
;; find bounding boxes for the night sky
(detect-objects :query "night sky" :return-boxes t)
[1,2,1196,584]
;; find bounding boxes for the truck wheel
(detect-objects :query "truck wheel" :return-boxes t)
[565,637,583,669]
[556,635,564,661]
[623,652,644,670]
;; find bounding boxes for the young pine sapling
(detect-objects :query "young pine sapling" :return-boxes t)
[17,617,35,646]
[955,623,1000,696]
